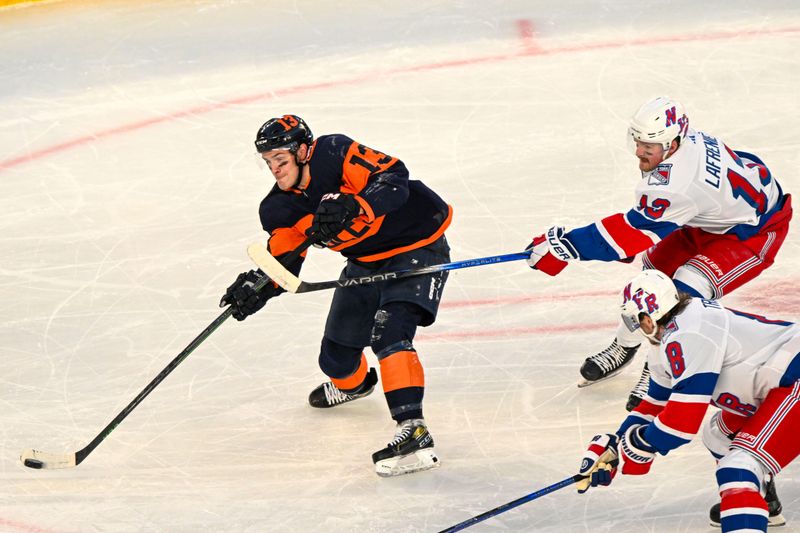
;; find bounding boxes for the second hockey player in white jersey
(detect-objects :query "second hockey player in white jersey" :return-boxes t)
[575,270,796,532]
[525,96,792,408]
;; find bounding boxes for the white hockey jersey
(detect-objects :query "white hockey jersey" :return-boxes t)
[563,129,786,261]
[619,298,800,456]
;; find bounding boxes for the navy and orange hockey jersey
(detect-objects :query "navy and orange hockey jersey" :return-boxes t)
[258,133,452,272]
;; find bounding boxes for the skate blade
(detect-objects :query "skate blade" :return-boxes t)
[576,361,634,388]
[375,448,439,477]
[577,370,624,388]
[769,512,786,527]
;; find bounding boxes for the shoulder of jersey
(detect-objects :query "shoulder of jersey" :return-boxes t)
[662,298,708,340]
[641,138,702,190]
[310,133,354,159]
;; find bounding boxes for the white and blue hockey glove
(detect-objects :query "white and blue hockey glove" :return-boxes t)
[525,226,578,276]
[576,433,619,493]
[619,424,656,475]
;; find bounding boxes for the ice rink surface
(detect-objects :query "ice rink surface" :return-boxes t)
[2,1,800,531]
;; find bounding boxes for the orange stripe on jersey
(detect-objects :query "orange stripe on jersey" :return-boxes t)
[331,353,368,391]
[353,194,375,222]
[326,214,385,251]
[600,213,655,257]
[340,142,398,194]
[267,214,314,257]
[355,204,453,262]
[658,400,709,435]
[379,350,425,393]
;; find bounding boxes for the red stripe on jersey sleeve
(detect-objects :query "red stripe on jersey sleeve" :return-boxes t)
[657,400,709,435]
[599,213,655,258]
[632,399,664,418]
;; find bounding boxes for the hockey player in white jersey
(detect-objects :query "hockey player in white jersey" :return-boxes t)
[575,270,795,531]
[525,96,792,410]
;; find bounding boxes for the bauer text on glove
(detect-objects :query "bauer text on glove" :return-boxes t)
[525,226,577,276]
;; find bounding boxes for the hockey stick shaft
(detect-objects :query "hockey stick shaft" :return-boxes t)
[438,474,584,532]
[22,238,315,469]
[248,242,529,294]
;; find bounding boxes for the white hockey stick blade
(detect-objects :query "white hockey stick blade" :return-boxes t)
[20,448,77,470]
[247,243,301,293]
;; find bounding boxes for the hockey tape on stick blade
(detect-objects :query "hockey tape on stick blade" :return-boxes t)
[247,243,302,292]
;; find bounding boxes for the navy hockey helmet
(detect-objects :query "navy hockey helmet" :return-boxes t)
[254,114,313,154]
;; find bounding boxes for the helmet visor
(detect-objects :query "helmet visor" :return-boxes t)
[254,152,269,173]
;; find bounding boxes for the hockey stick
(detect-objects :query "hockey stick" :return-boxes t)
[437,474,586,532]
[20,238,315,470]
[247,242,529,294]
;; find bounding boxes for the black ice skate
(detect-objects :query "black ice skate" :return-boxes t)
[626,362,650,411]
[372,418,439,477]
[578,338,640,387]
[308,368,378,408]
[709,474,785,527]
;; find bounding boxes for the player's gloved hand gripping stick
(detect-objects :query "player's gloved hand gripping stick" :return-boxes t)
[437,462,616,533]
[19,237,316,470]
[439,440,620,531]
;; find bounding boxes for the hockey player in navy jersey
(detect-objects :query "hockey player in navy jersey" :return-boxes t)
[576,270,793,531]
[220,114,452,476]
[525,96,792,410]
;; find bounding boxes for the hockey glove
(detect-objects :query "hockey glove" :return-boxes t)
[525,226,577,276]
[619,424,656,475]
[306,192,362,244]
[576,433,619,493]
[219,269,281,321]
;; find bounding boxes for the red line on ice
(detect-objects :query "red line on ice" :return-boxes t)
[2,25,799,173]
[0,518,64,533]
[418,321,618,341]
[439,289,615,309]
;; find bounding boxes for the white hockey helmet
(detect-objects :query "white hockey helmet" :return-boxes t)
[620,269,680,336]
[628,96,689,151]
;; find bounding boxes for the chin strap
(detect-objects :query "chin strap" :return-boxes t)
[292,150,311,191]
[642,325,661,343]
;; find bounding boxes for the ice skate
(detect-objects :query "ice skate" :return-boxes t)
[578,338,640,387]
[308,368,378,408]
[625,362,650,411]
[372,418,439,477]
[709,474,785,527]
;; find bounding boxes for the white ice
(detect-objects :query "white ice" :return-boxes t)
[1,1,800,532]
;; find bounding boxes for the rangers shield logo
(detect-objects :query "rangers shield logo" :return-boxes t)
[648,164,672,186]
